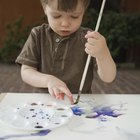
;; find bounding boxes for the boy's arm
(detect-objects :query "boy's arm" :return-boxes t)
[85,31,116,83]
[21,65,49,88]
[21,65,73,103]
[96,49,116,83]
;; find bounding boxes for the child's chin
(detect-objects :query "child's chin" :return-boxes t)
[60,31,71,36]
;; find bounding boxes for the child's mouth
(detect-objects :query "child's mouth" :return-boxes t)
[60,30,71,36]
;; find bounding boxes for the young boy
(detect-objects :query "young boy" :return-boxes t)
[15,0,116,104]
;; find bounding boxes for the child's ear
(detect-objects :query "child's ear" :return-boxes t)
[44,7,48,15]
[40,0,47,12]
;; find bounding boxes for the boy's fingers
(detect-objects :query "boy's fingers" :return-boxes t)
[85,31,100,39]
[87,31,91,34]
[59,93,65,100]
[59,87,74,103]
[53,88,61,99]
[48,88,55,98]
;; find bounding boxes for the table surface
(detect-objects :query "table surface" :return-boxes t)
[0,93,140,140]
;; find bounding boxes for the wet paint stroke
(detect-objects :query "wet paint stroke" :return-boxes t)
[71,102,127,121]
[0,129,51,140]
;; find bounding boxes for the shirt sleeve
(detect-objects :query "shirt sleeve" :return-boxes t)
[15,28,40,68]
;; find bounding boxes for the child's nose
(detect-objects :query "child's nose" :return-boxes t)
[61,19,70,27]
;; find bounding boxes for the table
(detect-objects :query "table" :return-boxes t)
[0,93,140,140]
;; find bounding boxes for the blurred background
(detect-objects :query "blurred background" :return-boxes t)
[0,0,140,93]
[0,0,140,66]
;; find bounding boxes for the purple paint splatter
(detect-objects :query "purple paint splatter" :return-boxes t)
[71,103,126,120]
[0,129,51,140]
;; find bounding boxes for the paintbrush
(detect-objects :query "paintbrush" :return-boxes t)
[74,0,106,104]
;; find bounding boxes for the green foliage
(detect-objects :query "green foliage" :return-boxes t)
[101,12,140,60]
[0,11,140,63]
[83,9,140,62]
[0,17,32,63]
[82,8,98,29]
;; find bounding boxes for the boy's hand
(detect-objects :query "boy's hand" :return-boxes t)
[47,75,74,104]
[85,31,109,60]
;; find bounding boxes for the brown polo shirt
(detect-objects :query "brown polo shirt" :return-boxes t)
[16,24,96,93]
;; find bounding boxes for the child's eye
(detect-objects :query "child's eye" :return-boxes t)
[52,15,61,19]
[71,16,79,19]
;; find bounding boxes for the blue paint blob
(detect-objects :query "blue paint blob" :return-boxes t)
[71,106,84,116]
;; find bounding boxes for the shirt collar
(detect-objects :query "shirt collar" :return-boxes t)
[47,25,81,41]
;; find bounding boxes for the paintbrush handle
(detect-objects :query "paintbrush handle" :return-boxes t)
[79,0,106,93]
[95,0,106,32]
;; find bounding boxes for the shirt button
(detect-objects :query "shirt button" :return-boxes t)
[55,38,60,43]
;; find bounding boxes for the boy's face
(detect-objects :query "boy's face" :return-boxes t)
[45,0,85,37]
